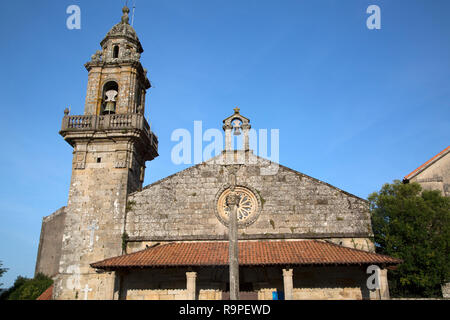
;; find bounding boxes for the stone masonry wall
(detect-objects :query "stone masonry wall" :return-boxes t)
[126,152,373,249]
[121,266,371,300]
[35,207,66,278]
[84,65,139,116]
[409,150,450,197]
[54,138,142,300]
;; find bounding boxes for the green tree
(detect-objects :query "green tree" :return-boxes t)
[0,275,28,300]
[369,180,450,297]
[0,273,53,300]
[0,261,7,289]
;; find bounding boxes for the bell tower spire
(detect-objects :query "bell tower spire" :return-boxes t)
[54,6,158,300]
[83,5,150,116]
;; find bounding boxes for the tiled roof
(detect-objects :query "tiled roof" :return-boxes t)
[91,240,402,269]
[36,284,53,300]
[404,146,450,180]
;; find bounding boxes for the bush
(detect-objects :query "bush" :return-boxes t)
[0,273,53,300]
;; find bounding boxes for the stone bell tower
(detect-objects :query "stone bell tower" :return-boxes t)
[53,6,158,300]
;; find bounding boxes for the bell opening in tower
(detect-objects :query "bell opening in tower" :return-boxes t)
[102,81,119,115]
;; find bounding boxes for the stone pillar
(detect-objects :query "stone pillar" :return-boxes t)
[241,123,251,151]
[224,124,233,151]
[282,268,293,300]
[227,192,240,300]
[441,282,450,298]
[379,269,390,300]
[186,272,197,300]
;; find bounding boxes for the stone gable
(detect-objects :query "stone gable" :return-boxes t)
[125,152,372,242]
[405,147,450,197]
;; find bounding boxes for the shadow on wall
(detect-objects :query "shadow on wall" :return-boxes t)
[117,265,371,300]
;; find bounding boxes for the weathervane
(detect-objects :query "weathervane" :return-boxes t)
[131,0,136,26]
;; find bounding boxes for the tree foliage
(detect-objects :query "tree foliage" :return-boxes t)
[0,261,7,289]
[0,273,53,300]
[369,180,450,297]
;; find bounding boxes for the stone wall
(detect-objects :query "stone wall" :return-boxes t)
[126,152,373,250]
[84,65,142,115]
[441,283,450,299]
[35,207,66,278]
[54,138,143,300]
[120,268,223,300]
[120,266,373,300]
[292,266,371,300]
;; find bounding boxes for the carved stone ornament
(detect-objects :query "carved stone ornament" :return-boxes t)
[121,6,130,24]
[74,152,86,170]
[91,50,103,62]
[115,151,128,168]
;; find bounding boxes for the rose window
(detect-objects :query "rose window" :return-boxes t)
[216,186,259,224]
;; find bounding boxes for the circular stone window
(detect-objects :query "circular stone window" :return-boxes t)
[215,186,261,227]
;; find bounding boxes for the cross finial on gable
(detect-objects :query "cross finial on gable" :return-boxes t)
[234,107,240,114]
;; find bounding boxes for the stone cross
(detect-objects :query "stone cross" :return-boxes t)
[81,284,92,300]
[88,221,99,251]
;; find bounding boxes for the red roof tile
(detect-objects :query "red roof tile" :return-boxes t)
[91,240,401,269]
[404,146,450,180]
[36,284,53,300]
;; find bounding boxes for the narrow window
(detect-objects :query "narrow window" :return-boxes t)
[113,45,119,58]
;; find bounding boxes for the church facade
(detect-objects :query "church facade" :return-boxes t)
[35,6,401,300]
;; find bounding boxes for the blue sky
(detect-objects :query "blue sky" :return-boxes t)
[0,0,448,288]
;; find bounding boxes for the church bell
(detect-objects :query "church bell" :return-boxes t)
[232,120,242,136]
[104,101,116,114]
[103,89,118,115]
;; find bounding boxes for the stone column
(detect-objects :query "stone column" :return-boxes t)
[241,123,251,151]
[379,269,390,300]
[186,271,197,300]
[223,124,233,152]
[227,191,240,300]
[283,269,293,300]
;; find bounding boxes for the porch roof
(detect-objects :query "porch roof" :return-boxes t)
[91,240,401,269]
